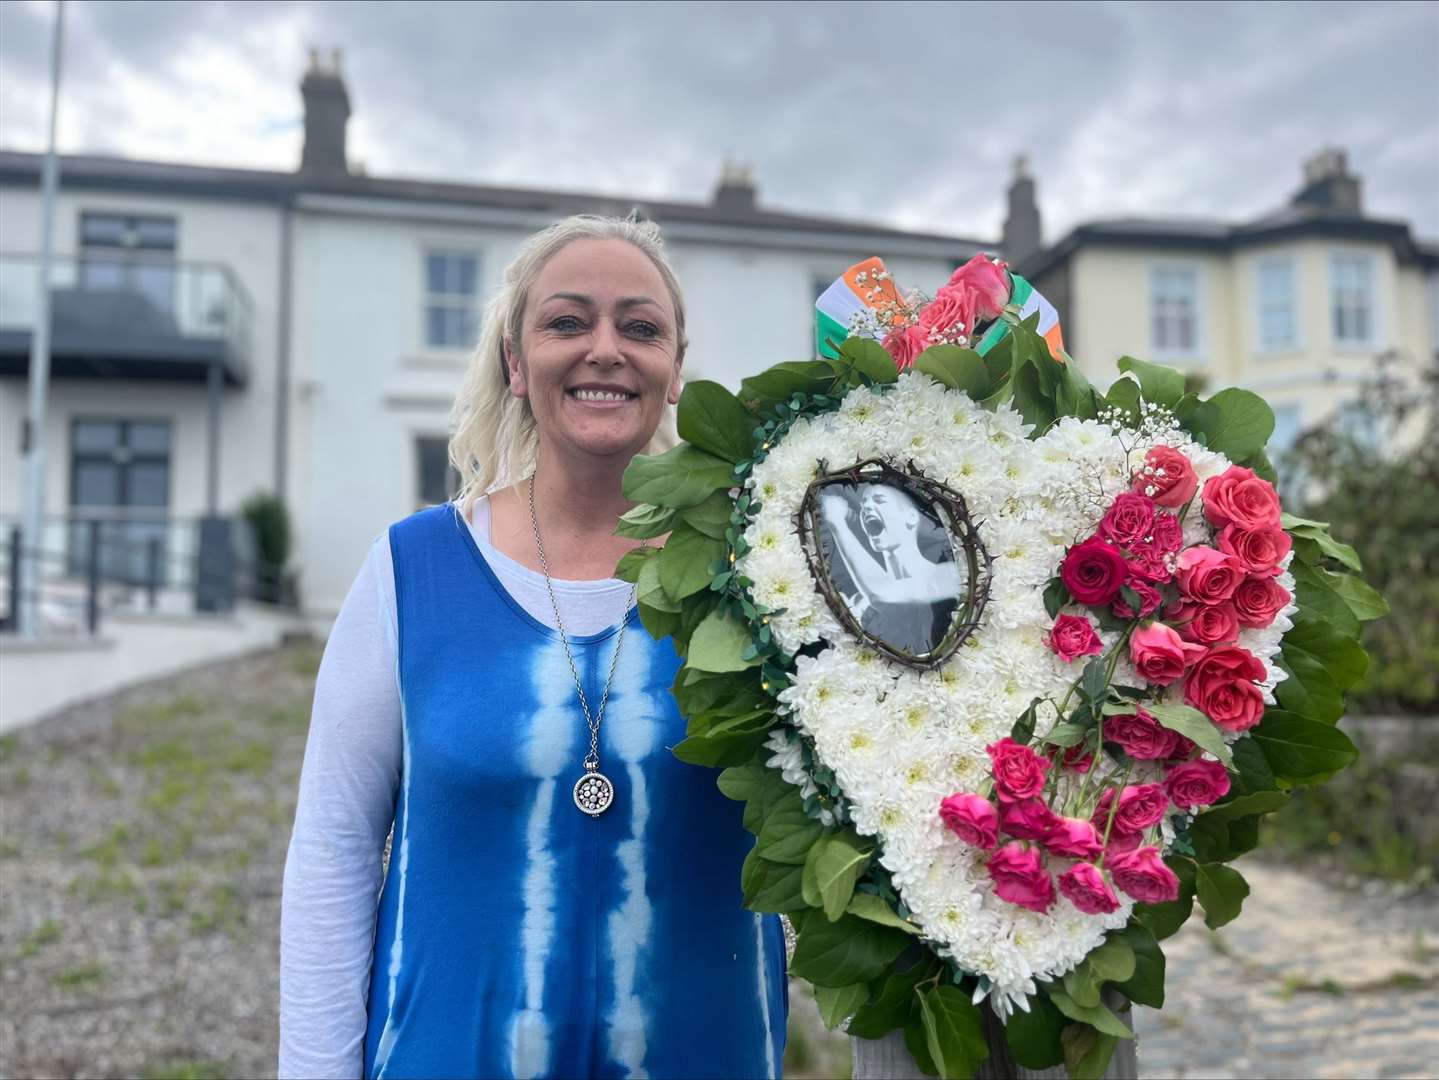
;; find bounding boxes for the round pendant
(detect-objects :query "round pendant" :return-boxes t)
[573,770,615,817]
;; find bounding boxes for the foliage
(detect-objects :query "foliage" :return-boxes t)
[239,492,292,604]
[1280,349,1438,712]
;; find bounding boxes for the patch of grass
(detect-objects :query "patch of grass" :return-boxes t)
[86,763,123,797]
[0,733,17,763]
[223,740,274,775]
[20,918,62,957]
[12,766,32,788]
[53,962,107,988]
[0,839,21,860]
[1279,974,1346,999]
[143,1060,228,1080]
[155,872,198,918]
[118,693,208,733]
[73,868,140,902]
[189,883,245,937]
[286,643,323,679]
[1207,930,1236,959]
[81,823,133,870]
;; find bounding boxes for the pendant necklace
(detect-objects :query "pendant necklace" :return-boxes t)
[528,475,642,818]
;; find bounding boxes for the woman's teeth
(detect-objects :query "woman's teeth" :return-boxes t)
[571,389,634,402]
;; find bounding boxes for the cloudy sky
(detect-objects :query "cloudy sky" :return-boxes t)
[1,0,1436,243]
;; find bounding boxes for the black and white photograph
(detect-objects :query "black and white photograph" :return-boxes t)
[815,478,966,658]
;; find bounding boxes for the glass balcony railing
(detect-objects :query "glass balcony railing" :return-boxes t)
[0,252,254,384]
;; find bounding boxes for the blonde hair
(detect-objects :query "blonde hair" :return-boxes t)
[449,214,688,517]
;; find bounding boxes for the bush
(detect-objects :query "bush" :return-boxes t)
[239,493,292,604]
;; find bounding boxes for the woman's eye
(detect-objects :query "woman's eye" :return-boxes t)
[625,320,660,339]
[547,315,584,332]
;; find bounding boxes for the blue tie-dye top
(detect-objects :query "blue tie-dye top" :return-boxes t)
[361,504,789,1079]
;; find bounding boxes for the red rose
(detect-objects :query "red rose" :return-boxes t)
[1202,466,1282,530]
[1099,493,1157,548]
[1151,511,1185,554]
[1108,845,1181,904]
[1176,602,1240,646]
[939,793,999,849]
[946,253,1011,322]
[1163,759,1232,811]
[881,323,929,371]
[986,842,1055,913]
[1047,614,1104,663]
[986,737,1051,802]
[1218,524,1292,576]
[1092,783,1170,835]
[1105,708,1179,761]
[1058,862,1121,915]
[1232,575,1291,629]
[1133,446,1199,509]
[1043,816,1105,859]
[1104,828,1143,857]
[1061,537,1129,605]
[1183,645,1268,732]
[1113,578,1162,620]
[1176,546,1244,606]
[998,797,1061,841]
[1129,622,1207,685]
[1048,743,1094,774]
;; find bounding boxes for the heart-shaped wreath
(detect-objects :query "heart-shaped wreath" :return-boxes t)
[614,261,1381,1079]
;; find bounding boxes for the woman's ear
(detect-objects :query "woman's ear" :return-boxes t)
[666,355,685,406]
[503,337,528,399]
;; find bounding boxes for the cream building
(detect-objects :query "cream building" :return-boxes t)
[1011,150,1439,457]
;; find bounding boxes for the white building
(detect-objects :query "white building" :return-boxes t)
[0,55,983,618]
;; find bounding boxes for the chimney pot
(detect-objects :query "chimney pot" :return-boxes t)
[299,49,352,179]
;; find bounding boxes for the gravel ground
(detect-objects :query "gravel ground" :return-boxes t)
[1,642,1433,1079]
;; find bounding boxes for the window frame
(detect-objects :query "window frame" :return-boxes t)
[1253,256,1300,355]
[1328,250,1379,351]
[414,434,460,509]
[1147,262,1206,363]
[422,248,482,352]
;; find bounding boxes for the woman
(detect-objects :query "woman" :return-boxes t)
[279,215,789,1079]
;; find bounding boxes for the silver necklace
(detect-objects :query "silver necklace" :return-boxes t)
[528,476,642,818]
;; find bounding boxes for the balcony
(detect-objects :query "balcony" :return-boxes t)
[0,253,253,385]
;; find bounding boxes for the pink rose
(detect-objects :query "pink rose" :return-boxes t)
[1232,575,1291,629]
[1203,466,1282,530]
[1124,542,1174,584]
[1183,645,1268,733]
[1163,759,1232,811]
[1105,708,1179,761]
[1048,743,1094,774]
[919,284,978,342]
[1061,537,1129,605]
[986,738,1051,803]
[1108,846,1181,904]
[986,842,1055,913]
[998,797,1061,841]
[1151,511,1185,554]
[881,323,929,371]
[1058,862,1121,915]
[1218,524,1292,577]
[1113,578,1162,620]
[1133,447,1199,509]
[1099,493,1157,548]
[1176,602,1240,646]
[1129,622,1207,685]
[1165,732,1198,763]
[1104,828,1143,857]
[1047,614,1104,663]
[1093,783,1170,835]
[1044,816,1105,859]
[939,793,999,849]
[1176,546,1244,606]
[946,254,1011,322]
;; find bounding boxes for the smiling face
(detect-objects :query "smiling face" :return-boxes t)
[505,237,683,466]
[858,483,921,552]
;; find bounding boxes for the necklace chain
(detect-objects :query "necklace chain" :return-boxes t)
[527,475,642,772]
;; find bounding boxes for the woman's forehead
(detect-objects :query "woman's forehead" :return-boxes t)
[532,238,670,309]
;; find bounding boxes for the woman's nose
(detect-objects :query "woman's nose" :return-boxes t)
[586,318,625,365]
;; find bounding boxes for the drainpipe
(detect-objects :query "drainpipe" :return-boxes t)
[274,199,293,500]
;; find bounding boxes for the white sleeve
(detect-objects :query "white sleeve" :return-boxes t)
[279,534,402,1079]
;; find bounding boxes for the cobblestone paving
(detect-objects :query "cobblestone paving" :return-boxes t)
[1,643,1434,1079]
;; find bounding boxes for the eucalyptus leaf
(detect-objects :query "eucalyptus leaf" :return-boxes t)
[1144,702,1234,767]
[676,380,759,463]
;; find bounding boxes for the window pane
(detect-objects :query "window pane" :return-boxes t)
[426,254,448,297]
[126,462,169,507]
[74,461,121,506]
[133,218,177,250]
[426,305,449,347]
[80,214,127,245]
[416,438,455,505]
[127,421,172,454]
[456,255,478,297]
[74,420,121,453]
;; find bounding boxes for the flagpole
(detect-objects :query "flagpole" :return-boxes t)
[18,0,65,640]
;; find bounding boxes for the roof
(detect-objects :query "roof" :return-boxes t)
[0,149,991,253]
[1018,203,1438,279]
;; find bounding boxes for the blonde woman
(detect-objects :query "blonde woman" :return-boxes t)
[279,216,788,1079]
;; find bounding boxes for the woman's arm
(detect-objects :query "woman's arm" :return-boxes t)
[279,535,402,1079]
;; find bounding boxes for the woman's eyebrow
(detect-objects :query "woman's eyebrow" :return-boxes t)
[541,291,594,306]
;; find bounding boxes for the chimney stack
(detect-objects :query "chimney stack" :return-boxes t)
[1291,147,1362,216]
[300,47,351,179]
[713,157,758,213]
[1002,154,1042,267]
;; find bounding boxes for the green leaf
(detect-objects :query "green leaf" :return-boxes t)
[1003,994,1067,1070]
[1144,702,1233,767]
[1228,735,1279,796]
[615,502,677,539]
[1199,790,1290,824]
[1061,1024,1118,1080]
[1117,356,1185,407]
[637,557,680,613]
[1135,857,1196,941]
[1324,569,1390,622]
[848,952,943,1038]
[686,611,760,673]
[614,545,656,583]
[1063,964,1101,1008]
[1010,698,1043,746]
[756,788,823,865]
[802,829,876,921]
[1057,360,1100,420]
[622,444,735,508]
[1041,721,1090,748]
[738,360,839,412]
[637,602,681,641]
[1010,359,1056,432]
[814,982,871,1030]
[1274,650,1344,724]
[1250,709,1359,785]
[717,761,775,803]
[840,337,901,384]
[1283,613,1368,690]
[679,492,735,540]
[918,985,989,1080]
[1290,561,1360,638]
[846,891,921,935]
[1043,577,1070,619]
[1110,924,1166,1009]
[1103,377,1142,424]
[1191,387,1275,460]
[789,914,913,988]
[1046,988,1133,1039]
[676,380,758,463]
[1085,937,1136,985]
[657,523,725,600]
[1282,514,1363,571]
[914,346,1000,399]
[904,1016,940,1077]
[1194,862,1249,929]
[740,847,807,913]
